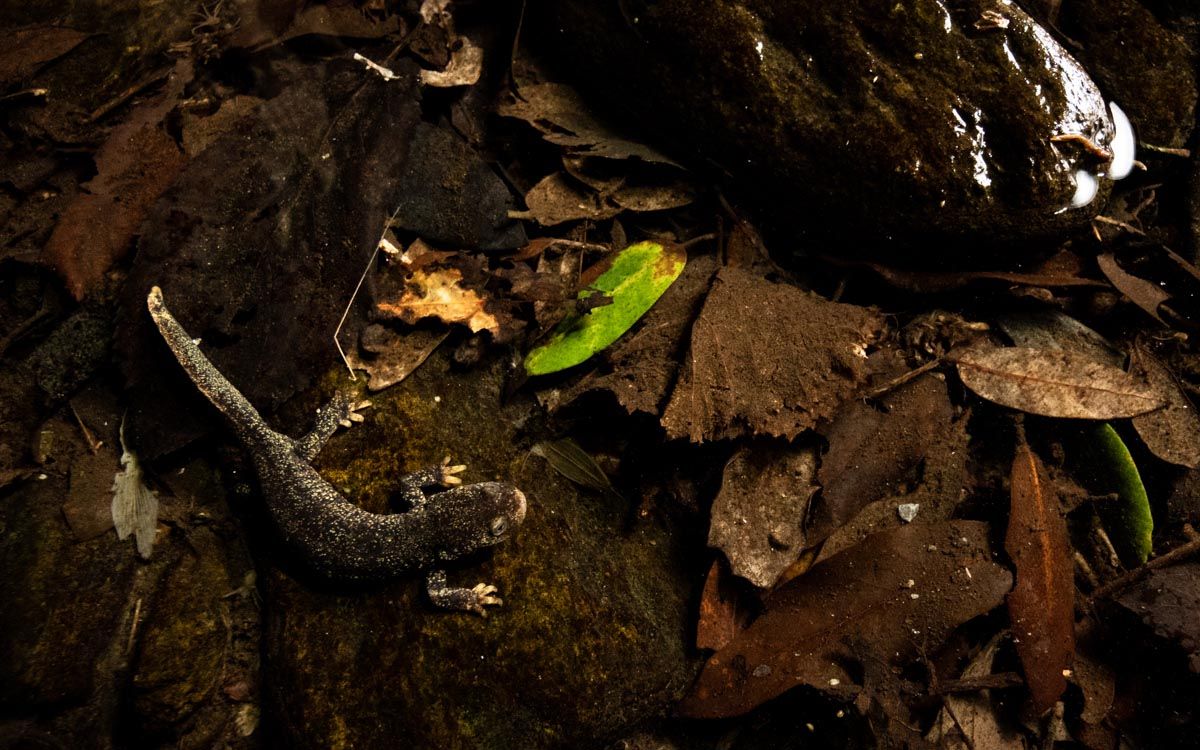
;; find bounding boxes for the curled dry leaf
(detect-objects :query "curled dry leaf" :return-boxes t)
[708,440,819,588]
[1006,442,1075,713]
[1129,344,1200,469]
[1097,253,1169,325]
[375,265,501,336]
[678,521,1011,718]
[111,426,159,559]
[419,37,483,88]
[954,346,1165,420]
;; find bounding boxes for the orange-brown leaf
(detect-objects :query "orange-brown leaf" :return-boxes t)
[1006,443,1075,713]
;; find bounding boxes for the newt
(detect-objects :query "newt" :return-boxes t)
[146,286,526,614]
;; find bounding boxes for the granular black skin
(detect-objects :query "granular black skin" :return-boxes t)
[146,286,526,610]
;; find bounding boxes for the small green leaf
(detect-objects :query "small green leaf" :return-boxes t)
[525,241,686,375]
[1091,424,1153,566]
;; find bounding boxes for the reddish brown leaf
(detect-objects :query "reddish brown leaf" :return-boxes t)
[1129,344,1200,469]
[696,558,754,652]
[1006,443,1075,713]
[678,521,1011,718]
[955,346,1165,420]
[44,61,191,300]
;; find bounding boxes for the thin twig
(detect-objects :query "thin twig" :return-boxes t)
[89,68,171,122]
[1089,536,1200,602]
[334,206,401,378]
[863,358,942,400]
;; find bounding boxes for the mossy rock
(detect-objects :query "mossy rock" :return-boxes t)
[263,351,701,749]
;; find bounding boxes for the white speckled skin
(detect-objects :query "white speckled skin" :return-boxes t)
[146,287,526,606]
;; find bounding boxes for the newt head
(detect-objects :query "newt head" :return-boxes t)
[427,481,527,561]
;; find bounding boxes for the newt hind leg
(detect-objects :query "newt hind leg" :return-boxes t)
[292,392,371,462]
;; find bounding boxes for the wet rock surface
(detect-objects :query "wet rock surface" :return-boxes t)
[530,0,1123,260]
[264,351,700,749]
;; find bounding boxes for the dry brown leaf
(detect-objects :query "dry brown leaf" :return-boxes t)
[44,60,191,299]
[661,266,883,442]
[955,346,1165,420]
[709,440,819,588]
[375,265,501,335]
[678,521,1012,718]
[499,81,680,165]
[1129,344,1200,469]
[0,26,91,86]
[516,172,619,226]
[347,324,448,392]
[1006,442,1075,713]
[813,367,954,541]
[1097,253,1169,324]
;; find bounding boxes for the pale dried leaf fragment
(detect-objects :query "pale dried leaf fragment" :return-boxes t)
[1007,442,1075,713]
[1129,345,1200,469]
[111,422,159,559]
[709,441,819,588]
[419,37,482,88]
[375,265,500,335]
[954,346,1165,419]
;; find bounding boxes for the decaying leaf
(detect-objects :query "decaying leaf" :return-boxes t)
[347,324,448,392]
[419,36,483,88]
[499,81,680,165]
[45,60,191,299]
[1129,344,1200,469]
[954,346,1165,420]
[530,438,622,501]
[708,440,819,588]
[678,521,1011,718]
[525,241,686,375]
[661,266,883,442]
[927,635,1026,749]
[376,265,502,336]
[1006,442,1075,713]
[1114,561,1200,672]
[994,309,1124,368]
[111,424,159,559]
[0,26,91,86]
[1097,253,1169,325]
[1085,424,1154,566]
[813,365,954,541]
[696,558,755,652]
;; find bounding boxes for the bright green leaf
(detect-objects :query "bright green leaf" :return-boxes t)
[524,241,686,375]
[1090,423,1154,566]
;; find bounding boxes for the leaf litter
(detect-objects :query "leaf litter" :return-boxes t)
[678,521,1012,718]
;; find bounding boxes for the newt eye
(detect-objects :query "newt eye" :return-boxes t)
[490,517,508,536]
